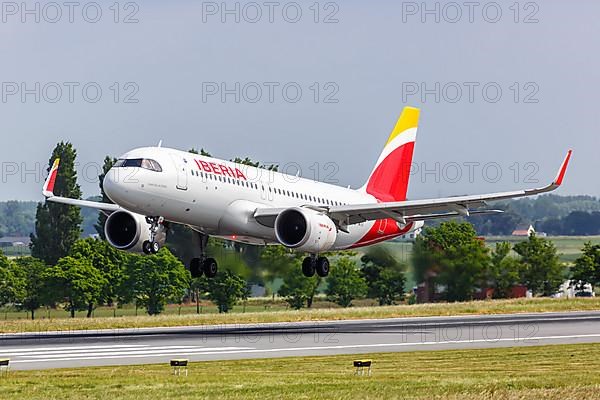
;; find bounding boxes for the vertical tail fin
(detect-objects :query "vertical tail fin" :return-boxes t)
[361,107,419,202]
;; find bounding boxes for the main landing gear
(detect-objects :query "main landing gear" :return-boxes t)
[190,232,218,279]
[302,255,330,278]
[142,216,164,255]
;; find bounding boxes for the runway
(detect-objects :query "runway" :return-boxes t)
[2,311,600,370]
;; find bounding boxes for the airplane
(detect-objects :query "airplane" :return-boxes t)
[41,106,572,279]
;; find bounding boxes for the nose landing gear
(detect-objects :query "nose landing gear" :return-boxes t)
[142,216,165,255]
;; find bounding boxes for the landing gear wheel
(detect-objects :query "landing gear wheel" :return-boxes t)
[202,258,218,278]
[150,241,160,254]
[145,216,164,254]
[190,258,203,278]
[142,240,152,255]
[316,257,330,277]
[302,257,316,277]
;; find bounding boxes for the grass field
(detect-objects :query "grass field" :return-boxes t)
[2,343,600,399]
[384,235,600,265]
[2,297,600,334]
[0,299,293,320]
[483,235,600,263]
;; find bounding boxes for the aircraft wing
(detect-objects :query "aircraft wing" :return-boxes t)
[254,150,572,228]
[42,159,121,214]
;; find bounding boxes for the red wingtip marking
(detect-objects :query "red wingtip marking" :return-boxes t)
[47,170,57,192]
[554,149,572,186]
[44,159,60,194]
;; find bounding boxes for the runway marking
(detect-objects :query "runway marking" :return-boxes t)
[1,345,205,357]
[373,315,600,328]
[0,344,147,353]
[6,345,254,363]
[21,347,253,359]
[8,333,600,364]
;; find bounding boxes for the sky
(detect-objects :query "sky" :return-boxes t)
[0,0,598,201]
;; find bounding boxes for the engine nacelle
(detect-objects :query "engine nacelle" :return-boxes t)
[274,208,337,253]
[104,211,165,253]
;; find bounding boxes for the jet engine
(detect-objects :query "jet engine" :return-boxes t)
[274,207,337,253]
[104,210,165,253]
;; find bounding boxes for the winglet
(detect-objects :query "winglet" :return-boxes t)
[42,158,60,198]
[553,150,572,186]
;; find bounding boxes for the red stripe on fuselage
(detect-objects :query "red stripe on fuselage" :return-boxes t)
[349,220,414,249]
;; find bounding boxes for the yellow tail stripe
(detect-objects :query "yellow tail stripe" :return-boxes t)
[385,106,420,146]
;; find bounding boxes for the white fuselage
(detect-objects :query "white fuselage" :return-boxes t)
[103,147,417,250]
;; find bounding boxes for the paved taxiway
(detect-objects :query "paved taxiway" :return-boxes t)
[2,311,600,370]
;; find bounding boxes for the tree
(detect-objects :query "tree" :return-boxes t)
[360,246,406,305]
[31,142,82,265]
[562,211,600,235]
[69,238,125,315]
[571,242,600,293]
[189,148,211,157]
[0,201,37,238]
[12,257,47,320]
[94,156,117,239]
[413,222,490,302]
[121,248,190,315]
[231,156,278,172]
[0,251,22,307]
[326,256,367,307]
[278,260,320,309]
[43,256,106,318]
[203,271,248,313]
[467,210,522,236]
[538,217,564,235]
[260,245,298,287]
[514,234,566,296]
[488,242,521,299]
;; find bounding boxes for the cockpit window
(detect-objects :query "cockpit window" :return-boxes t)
[114,158,162,172]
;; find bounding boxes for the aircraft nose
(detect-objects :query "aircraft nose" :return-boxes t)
[103,168,120,203]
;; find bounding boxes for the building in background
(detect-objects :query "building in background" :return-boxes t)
[0,236,31,248]
[512,224,535,237]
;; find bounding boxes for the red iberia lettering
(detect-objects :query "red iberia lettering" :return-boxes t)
[209,162,221,175]
[235,168,246,180]
[194,159,248,181]
[199,160,212,173]
[219,165,231,177]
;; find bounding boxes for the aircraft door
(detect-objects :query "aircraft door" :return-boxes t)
[171,154,188,191]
